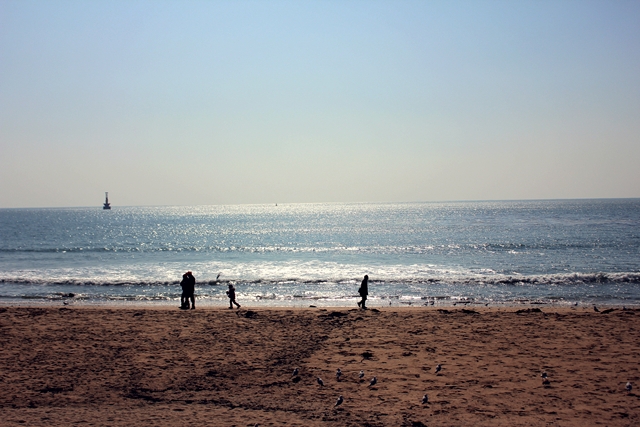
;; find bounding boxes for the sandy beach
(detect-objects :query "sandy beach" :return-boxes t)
[0,305,638,426]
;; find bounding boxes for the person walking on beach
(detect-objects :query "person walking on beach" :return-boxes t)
[180,271,196,310]
[226,284,241,309]
[357,274,369,309]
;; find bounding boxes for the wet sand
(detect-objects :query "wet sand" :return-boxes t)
[0,306,638,426]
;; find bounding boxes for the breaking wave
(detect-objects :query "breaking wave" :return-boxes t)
[1,272,639,287]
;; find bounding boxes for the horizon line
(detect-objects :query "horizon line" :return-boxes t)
[1,197,639,210]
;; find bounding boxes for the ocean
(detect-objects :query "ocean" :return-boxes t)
[0,199,639,307]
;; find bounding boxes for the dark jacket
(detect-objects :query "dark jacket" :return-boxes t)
[183,274,196,294]
[358,277,368,297]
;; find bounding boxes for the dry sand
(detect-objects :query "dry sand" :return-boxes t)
[0,306,638,426]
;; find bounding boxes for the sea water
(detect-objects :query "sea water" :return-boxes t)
[0,199,639,307]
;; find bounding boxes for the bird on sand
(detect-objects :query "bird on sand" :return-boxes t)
[317,377,324,386]
[542,376,551,386]
[422,394,429,404]
[292,368,299,377]
[335,395,344,407]
[359,370,365,380]
[369,377,377,387]
[336,368,342,381]
[626,382,632,393]
[435,364,442,374]
[593,305,600,312]
[541,372,548,379]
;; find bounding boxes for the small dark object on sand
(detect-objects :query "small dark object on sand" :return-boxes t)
[237,310,256,318]
[328,311,348,318]
[361,351,373,360]
[516,308,543,314]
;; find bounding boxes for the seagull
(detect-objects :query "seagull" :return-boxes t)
[542,376,551,386]
[369,377,377,387]
[292,368,299,377]
[335,395,344,407]
[435,364,442,374]
[541,372,548,379]
[422,394,429,404]
[593,305,600,312]
[336,368,342,381]
[359,370,365,380]
[626,382,632,393]
[317,377,324,386]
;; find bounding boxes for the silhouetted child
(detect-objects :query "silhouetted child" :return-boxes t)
[226,284,241,309]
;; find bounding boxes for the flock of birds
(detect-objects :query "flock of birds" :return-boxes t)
[291,364,444,408]
[293,365,633,409]
[249,368,634,427]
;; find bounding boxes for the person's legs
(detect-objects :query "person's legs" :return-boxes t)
[361,295,367,309]
[233,299,241,308]
[181,292,187,309]
[189,294,195,309]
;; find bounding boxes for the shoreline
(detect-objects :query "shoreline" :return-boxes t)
[1,306,639,426]
[1,297,638,310]
[0,302,638,312]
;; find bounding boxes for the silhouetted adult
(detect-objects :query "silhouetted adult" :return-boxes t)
[357,274,369,309]
[180,271,196,309]
[180,274,187,309]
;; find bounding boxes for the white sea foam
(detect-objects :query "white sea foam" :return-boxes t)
[1,261,639,288]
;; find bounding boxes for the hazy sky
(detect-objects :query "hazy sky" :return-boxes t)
[1,0,639,208]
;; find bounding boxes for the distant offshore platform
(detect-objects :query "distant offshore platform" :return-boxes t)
[103,192,111,210]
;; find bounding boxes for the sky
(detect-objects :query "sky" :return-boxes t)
[1,0,639,208]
